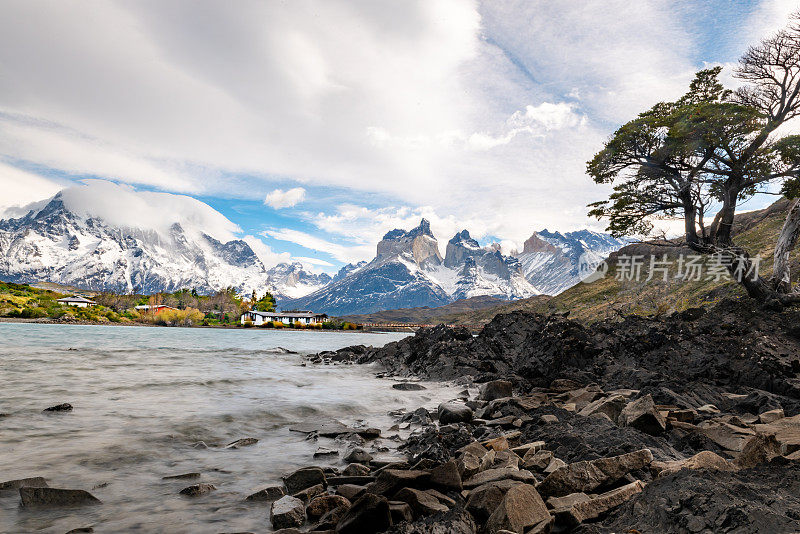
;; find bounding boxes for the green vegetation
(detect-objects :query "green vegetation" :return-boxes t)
[0,280,123,323]
[251,290,276,312]
[587,16,800,303]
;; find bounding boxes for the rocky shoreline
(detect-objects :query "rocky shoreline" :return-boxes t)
[4,299,800,533]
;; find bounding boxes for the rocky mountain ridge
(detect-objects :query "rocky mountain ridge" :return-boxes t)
[0,194,327,298]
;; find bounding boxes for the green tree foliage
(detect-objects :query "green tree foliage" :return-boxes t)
[252,291,276,312]
[588,14,800,302]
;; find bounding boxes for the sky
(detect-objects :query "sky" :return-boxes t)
[0,0,798,274]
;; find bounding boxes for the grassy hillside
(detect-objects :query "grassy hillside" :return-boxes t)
[445,199,798,325]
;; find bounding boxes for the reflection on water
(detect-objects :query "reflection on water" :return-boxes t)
[0,323,460,533]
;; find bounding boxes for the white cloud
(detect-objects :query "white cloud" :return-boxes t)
[0,162,64,216]
[263,227,373,265]
[55,179,241,242]
[1,1,785,246]
[264,187,306,209]
[293,256,335,267]
[241,235,292,269]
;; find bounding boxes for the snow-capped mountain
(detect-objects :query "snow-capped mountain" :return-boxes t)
[515,229,629,295]
[283,219,540,316]
[0,192,327,298]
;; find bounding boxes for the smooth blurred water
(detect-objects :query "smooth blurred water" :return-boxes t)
[0,323,461,533]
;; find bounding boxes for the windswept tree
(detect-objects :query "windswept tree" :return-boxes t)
[589,14,800,302]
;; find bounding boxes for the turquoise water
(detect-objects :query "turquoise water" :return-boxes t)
[0,323,460,533]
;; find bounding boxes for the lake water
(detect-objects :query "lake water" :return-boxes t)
[0,323,464,533]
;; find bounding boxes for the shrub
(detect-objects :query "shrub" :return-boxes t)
[243,318,254,328]
[19,307,48,319]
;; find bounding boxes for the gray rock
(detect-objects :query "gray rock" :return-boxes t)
[466,479,521,522]
[537,449,653,498]
[179,483,216,496]
[162,472,200,480]
[284,467,326,494]
[19,487,100,507]
[556,480,644,527]
[463,468,536,489]
[307,494,351,520]
[393,487,449,517]
[479,380,513,401]
[438,403,473,425]
[343,447,373,464]
[342,463,371,476]
[314,447,339,458]
[393,382,426,391]
[369,469,429,496]
[335,493,392,534]
[43,403,73,412]
[618,395,666,435]
[578,394,627,422]
[225,437,258,449]
[0,477,48,491]
[245,485,285,501]
[270,495,305,530]
[485,483,550,534]
[429,460,462,491]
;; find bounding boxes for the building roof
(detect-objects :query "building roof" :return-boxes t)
[135,304,177,310]
[57,296,97,304]
[247,311,327,318]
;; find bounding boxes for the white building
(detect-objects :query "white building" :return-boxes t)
[240,310,328,326]
[57,296,97,308]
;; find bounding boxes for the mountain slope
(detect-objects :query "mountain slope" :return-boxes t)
[445,199,799,325]
[0,192,327,298]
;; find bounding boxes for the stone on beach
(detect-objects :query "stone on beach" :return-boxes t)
[342,463,371,476]
[245,485,285,501]
[162,472,200,480]
[393,382,426,391]
[537,449,653,497]
[19,487,101,507]
[335,493,392,534]
[43,403,73,412]
[307,494,351,520]
[438,403,473,425]
[343,447,373,464]
[179,483,216,496]
[393,487,449,517]
[555,480,644,527]
[270,495,306,529]
[485,483,550,534]
[225,437,258,449]
[283,467,326,494]
[479,380,513,401]
[618,395,665,435]
[463,468,536,489]
[0,477,48,491]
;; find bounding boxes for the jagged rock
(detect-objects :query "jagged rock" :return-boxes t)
[578,395,626,422]
[458,451,483,479]
[43,403,73,412]
[480,380,513,401]
[522,449,553,472]
[483,436,509,452]
[393,487,449,517]
[511,441,545,457]
[293,483,324,503]
[537,449,653,498]
[387,507,477,534]
[225,437,258,449]
[307,494,351,520]
[270,495,305,529]
[466,479,521,522]
[179,483,216,496]
[618,395,665,435]
[315,503,351,530]
[0,477,48,490]
[438,403,473,425]
[19,487,100,507]
[388,500,414,523]
[488,450,520,470]
[592,465,800,533]
[734,434,783,469]
[544,458,566,474]
[485,483,550,534]
[245,485,285,501]
[546,492,590,510]
[540,415,558,424]
[429,460,462,491]
[370,469,430,496]
[314,447,339,458]
[755,414,800,454]
[284,467,326,494]
[556,480,644,527]
[344,448,373,465]
[699,421,755,451]
[652,450,732,477]
[463,468,536,489]
[335,493,392,534]
[336,484,367,501]
[759,408,785,424]
[343,463,371,476]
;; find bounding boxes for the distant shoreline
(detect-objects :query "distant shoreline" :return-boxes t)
[0,317,391,333]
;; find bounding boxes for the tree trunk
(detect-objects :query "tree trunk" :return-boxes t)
[681,192,699,245]
[773,198,800,293]
[714,186,738,245]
